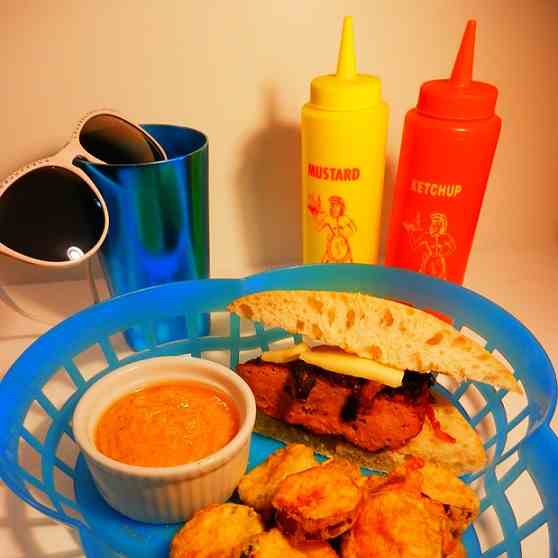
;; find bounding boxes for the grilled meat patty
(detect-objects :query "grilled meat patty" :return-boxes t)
[237,359,434,452]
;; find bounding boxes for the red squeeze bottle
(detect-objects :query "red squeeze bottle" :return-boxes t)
[385,20,501,284]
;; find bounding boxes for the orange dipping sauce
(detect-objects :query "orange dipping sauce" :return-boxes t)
[95,381,239,467]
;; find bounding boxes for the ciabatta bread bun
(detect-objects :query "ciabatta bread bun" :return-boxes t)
[228,290,520,393]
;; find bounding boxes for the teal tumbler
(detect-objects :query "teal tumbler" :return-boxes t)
[77,125,209,350]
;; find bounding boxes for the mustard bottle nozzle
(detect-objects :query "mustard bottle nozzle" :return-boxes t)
[336,16,356,79]
[309,15,382,109]
[451,19,476,85]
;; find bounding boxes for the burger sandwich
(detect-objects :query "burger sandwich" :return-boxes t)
[228,290,522,475]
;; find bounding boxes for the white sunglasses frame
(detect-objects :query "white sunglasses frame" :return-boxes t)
[0,109,167,268]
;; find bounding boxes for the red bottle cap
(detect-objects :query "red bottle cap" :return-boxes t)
[417,20,498,120]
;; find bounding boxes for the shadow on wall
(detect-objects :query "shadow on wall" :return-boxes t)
[234,83,301,268]
[378,157,396,262]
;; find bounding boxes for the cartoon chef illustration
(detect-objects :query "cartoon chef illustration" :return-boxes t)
[307,193,357,263]
[403,212,456,279]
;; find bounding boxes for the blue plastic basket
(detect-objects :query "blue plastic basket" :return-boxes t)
[0,264,556,558]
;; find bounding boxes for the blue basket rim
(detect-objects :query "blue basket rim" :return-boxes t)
[0,263,556,435]
[0,263,557,552]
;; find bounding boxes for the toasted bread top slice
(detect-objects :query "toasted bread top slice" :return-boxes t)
[228,290,521,393]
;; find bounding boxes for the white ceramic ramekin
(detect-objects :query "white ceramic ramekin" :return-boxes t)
[73,355,256,524]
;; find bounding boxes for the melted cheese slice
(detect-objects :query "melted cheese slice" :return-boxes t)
[261,342,310,364]
[300,346,404,387]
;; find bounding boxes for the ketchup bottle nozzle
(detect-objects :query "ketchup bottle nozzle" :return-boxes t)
[336,16,356,79]
[417,19,497,119]
[450,19,476,85]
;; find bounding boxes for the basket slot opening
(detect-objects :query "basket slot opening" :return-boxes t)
[60,502,86,527]
[501,389,528,424]
[34,392,60,422]
[55,432,80,471]
[448,380,470,402]
[475,412,497,446]
[473,416,499,453]
[23,400,53,445]
[434,374,461,394]
[459,325,488,347]
[473,505,504,553]
[468,475,486,501]
[519,519,549,558]
[52,458,74,482]
[18,432,43,483]
[62,360,86,389]
[503,413,529,456]
[52,465,76,504]
[484,442,496,464]
[459,384,487,419]
[495,450,520,482]
[505,470,543,527]
[200,350,231,368]
[266,337,298,352]
[41,369,79,410]
[469,389,505,428]
[108,332,138,362]
[490,348,526,416]
[72,344,109,382]
[490,349,515,374]
[238,348,262,364]
[239,316,256,337]
[210,311,231,337]
[23,481,55,512]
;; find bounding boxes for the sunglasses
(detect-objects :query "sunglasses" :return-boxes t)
[0,110,167,268]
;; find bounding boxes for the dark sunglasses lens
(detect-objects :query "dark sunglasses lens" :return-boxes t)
[0,167,105,262]
[79,114,165,164]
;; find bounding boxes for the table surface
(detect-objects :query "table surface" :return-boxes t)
[1,248,557,557]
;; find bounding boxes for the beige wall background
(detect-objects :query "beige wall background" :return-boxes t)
[0,0,557,286]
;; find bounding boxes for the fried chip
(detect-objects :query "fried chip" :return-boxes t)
[272,458,362,542]
[238,444,318,512]
[240,529,307,558]
[296,540,339,558]
[446,541,467,558]
[170,503,264,558]
[420,462,479,515]
[342,490,444,558]
[240,528,338,558]
[344,458,479,558]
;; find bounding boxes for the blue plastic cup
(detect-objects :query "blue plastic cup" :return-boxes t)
[78,125,209,350]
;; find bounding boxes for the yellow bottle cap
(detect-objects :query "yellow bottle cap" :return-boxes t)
[310,16,382,111]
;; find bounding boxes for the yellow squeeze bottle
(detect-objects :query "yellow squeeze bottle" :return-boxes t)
[302,16,388,264]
